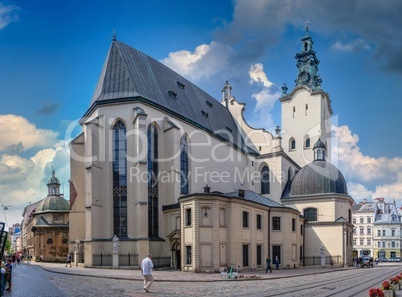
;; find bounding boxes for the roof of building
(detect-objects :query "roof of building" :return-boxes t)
[288,160,348,197]
[47,169,60,185]
[84,39,255,154]
[35,196,70,213]
[225,190,287,208]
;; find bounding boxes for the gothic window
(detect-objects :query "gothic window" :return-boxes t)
[148,124,159,238]
[180,136,189,194]
[112,120,127,237]
[303,208,317,221]
[305,137,311,148]
[289,138,296,151]
[261,166,270,194]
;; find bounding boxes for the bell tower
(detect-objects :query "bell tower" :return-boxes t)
[295,20,322,90]
[280,21,333,167]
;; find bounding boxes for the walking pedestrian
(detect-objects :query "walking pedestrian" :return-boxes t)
[65,254,72,268]
[265,256,272,273]
[5,258,12,291]
[40,254,43,265]
[275,255,279,270]
[140,254,154,293]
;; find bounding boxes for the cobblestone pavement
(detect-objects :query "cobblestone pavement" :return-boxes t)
[7,261,402,297]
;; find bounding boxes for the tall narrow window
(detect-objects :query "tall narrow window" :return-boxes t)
[293,106,296,118]
[148,124,159,238]
[305,104,308,116]
[186,246,192,264]
[243,245,249,267]
[180,136,189,194]
[243,212,249,228]
[291,139,296,150]
[112,120,127,237]
[305,137,310,148]
[185,208,192,226]
[256,214,262,230]
[256,245,262,265]
[261,166,270,194]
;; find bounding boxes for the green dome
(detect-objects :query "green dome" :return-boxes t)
[47,175,60,185]
[313,138,326,150]
[36,196,70,213]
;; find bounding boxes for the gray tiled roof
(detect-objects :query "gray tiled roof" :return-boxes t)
[225,190,286,208]
[288,160,348,197]
[86,40,255,154]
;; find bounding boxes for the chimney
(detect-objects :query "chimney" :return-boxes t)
[203,185,210,193]
[238,189,245,198]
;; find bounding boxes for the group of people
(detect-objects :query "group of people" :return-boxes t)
[265,255,280,273]
[0,258,14,292]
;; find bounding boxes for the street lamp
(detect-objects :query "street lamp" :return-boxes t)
[0,200,11,228]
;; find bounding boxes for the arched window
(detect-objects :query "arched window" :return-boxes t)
[303,208,317,221]
[148,124,159,238]
[261,166,270,194]
[112,120,127,237]
[180,136,189,194]
[305,137,310,148]
[290,138,296,150]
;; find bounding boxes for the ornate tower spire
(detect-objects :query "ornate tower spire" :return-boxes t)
[294,21,322,90]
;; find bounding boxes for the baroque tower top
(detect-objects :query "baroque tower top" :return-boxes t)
[294,21,322,90]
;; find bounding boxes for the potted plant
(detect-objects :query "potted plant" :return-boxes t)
[381,281,395,297]
[368,288,384,297]
[390,277,400,291]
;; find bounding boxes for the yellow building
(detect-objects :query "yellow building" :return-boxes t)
[69,29,353,270]
[22,170,70,262]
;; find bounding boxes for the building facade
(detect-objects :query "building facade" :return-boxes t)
[21,170,70,261]
[69,29,353,270]
[352,200,374,257]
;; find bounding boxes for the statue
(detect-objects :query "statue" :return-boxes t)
[112,235,120,252]
[75,237,80,252]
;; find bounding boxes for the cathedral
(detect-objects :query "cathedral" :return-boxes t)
[69,28,354,271]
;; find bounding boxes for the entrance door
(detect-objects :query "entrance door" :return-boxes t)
[175,250,181,270]
[272,245,281,264]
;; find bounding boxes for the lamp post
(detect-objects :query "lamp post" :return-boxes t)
[0,200,10,229]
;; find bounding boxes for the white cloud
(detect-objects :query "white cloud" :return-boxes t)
[331,39,371,52]
[160,41,234,82]
[0,3,19,30]
[0,115,69,226]
[334,125,402,202]
[0,114,58,152]
[248,63,281,129]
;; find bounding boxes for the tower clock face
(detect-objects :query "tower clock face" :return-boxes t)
[299,71,310,84]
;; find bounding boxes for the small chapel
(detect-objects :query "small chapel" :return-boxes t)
[69,27,354,271]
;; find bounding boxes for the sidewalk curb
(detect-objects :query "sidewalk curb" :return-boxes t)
[31,262,350,283]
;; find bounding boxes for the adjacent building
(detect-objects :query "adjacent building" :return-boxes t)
[69,28,354,271]
[352,198,402,260]
[21,170,70,261]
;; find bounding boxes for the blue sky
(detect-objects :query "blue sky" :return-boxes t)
[1,0,402,226]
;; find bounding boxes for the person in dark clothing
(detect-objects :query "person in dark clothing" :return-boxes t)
[265,256,272,273]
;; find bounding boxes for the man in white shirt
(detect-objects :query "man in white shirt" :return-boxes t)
[140,254,154,293]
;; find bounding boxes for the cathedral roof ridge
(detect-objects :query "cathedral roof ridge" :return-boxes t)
[84,39,255,155]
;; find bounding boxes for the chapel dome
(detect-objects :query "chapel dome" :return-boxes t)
[47,174,61,185]
[35,196,70,213]
[290,160,348,196]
